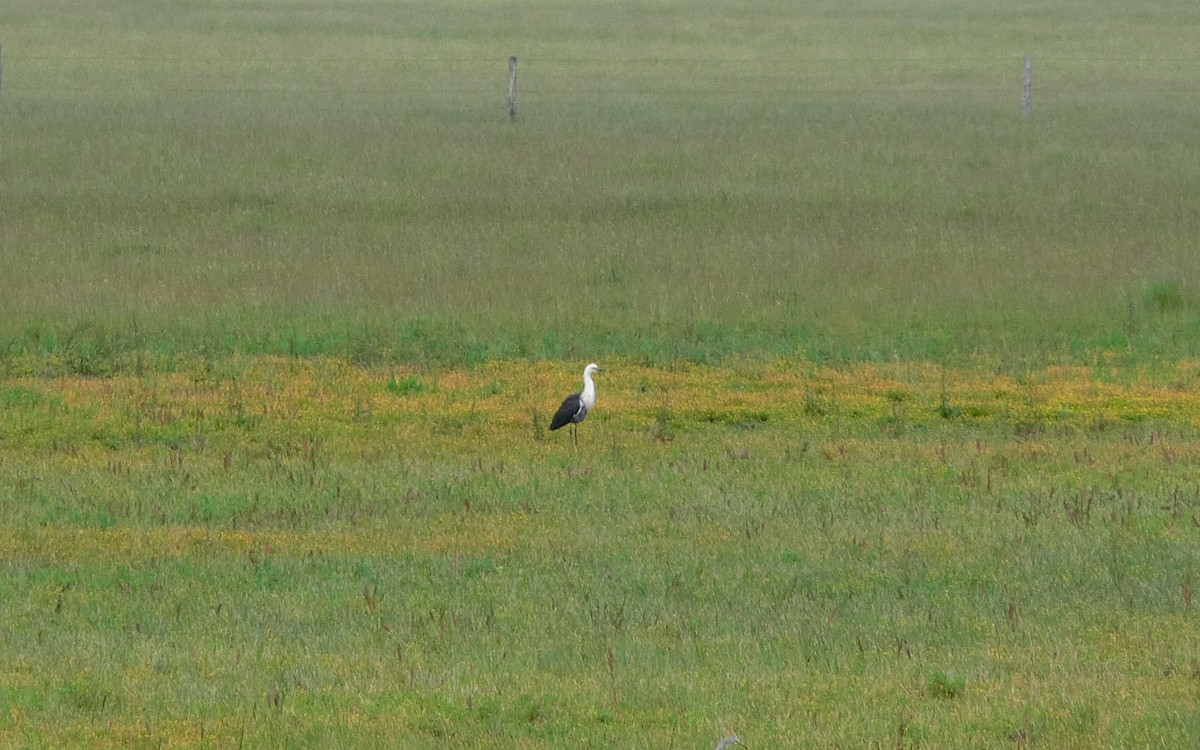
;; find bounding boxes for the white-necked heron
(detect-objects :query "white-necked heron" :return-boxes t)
[549,363,601,445]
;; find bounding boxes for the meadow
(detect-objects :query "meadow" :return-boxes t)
[2,358,1200,748]
[2,0,1200,747]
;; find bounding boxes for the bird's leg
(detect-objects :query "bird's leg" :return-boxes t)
[572,424,578,447]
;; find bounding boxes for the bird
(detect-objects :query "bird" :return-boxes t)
[715,736,743,750]
[549,363,602,445]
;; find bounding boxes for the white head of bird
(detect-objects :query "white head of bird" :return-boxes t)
[581,363,601,408]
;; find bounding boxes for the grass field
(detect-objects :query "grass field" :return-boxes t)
[3,0,1199,367]
[2,358,1200,748]
[2,1,1200,748]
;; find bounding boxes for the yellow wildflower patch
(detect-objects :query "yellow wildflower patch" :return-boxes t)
[3,356,1200,464]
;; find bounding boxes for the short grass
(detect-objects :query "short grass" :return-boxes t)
[2,358,1200,748]
[2,0,1199,367]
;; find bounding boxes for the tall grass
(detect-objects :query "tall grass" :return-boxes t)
[2,0,1199,369]
[3,7,1199,746]
[2,360,1200,747]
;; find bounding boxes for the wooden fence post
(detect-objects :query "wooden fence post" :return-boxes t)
[1022,53,1032,118]
[508,55,518,121]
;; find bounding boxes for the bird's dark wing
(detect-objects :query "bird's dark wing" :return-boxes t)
[549,393,583,430]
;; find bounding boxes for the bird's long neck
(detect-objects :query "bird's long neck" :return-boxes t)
[581,371,596,409]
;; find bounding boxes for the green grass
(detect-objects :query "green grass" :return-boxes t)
[1,360,1199,747]
[2,1,1200,747]
[2,0,1199,368]
[3,388,1200,747]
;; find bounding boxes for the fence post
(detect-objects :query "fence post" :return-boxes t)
[1022,53,1032,118]
[508,55,518,121]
